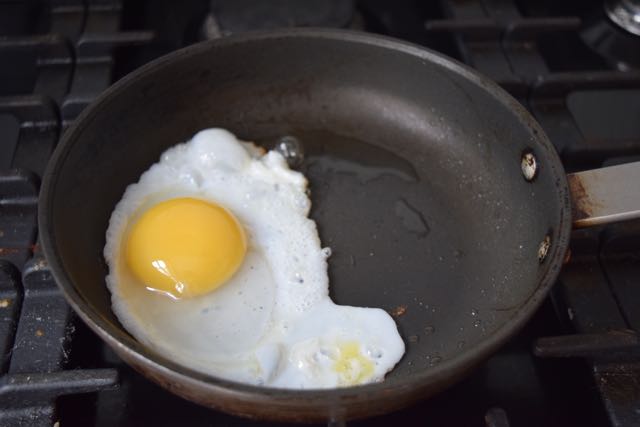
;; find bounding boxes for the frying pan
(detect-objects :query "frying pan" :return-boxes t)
[38,29,640,422]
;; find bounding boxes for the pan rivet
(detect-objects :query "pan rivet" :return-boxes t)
[521,152,537,181]
[538,235,551,263]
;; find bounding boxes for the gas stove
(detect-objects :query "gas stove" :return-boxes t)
[1,1,639,426]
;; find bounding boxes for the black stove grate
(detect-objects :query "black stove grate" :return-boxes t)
[0,1,152,426]
[0,1,639,426]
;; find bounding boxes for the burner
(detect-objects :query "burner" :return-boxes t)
[201,0,355,39]
[581,1,640,70]
[605,0,640,36]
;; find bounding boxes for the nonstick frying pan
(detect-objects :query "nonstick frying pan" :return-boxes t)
[39,29,640,422]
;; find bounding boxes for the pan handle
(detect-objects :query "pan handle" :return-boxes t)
[568,161,640,228]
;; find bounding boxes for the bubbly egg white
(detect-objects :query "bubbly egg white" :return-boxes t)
[104,128,405,389]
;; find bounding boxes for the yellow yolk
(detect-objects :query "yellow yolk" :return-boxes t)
[125,197,247,298]
[333,342,375,385]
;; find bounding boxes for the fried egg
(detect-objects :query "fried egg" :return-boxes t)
[104,128,405,388]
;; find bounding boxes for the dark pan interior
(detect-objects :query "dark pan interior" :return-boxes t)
[44,32,568,390]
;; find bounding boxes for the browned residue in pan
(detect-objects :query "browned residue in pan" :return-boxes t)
[389,305,407,318]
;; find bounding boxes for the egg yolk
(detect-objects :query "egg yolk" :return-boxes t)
[125,197,247,299]
[333,342,375,385]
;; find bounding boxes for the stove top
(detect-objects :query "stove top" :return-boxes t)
[1,1,639,426]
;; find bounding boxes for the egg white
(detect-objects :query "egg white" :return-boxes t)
[104,128,405,388]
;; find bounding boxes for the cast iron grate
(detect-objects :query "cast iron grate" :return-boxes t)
[0,0,153,426]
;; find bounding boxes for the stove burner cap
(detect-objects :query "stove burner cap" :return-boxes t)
[202,0,355,39]
[605,0,640,36]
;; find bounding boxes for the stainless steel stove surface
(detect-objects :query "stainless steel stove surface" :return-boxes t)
[1,1,639,426]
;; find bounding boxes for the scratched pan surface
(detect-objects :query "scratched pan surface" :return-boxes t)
[39,30,571,422]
